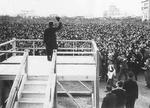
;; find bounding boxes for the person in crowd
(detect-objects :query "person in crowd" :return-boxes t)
[112,81,126,108]
[43,16,62,61]
[134,49,143,80]
[101,86,117,108]
[106,60,116,88]
[143,58,150,88]
[118,55,128,81]
[123,72,138,108]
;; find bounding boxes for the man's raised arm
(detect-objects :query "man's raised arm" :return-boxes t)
[55,16,63,31]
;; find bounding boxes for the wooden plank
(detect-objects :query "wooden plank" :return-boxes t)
[0,39,15,47]
[0,51,24,53]
[0,65,20,75]
[0,75,15,80]
[57,81,82,108]
[27,56,52,75]
[58,75,95,81]
[57,56,95,64]
[57,90,91,94]
[57,52,94,54]
[0,55,97,81]
[57,63,96,65]
[57,65,96,75]
[0,63,20,65]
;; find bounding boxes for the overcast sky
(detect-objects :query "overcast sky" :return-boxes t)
[0,0,142,17]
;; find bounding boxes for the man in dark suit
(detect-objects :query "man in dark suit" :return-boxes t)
[44,17,62,61]
[123,72,138,108]
[111,81,126,108]
[144,58,150,88]
[101,86,117,108]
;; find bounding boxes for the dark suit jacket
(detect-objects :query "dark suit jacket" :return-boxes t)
[123,79,138,100]
[111,88,126,107]
[101,92,117,108]
[44,22,62,49]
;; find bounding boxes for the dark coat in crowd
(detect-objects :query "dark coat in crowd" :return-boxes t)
[111,88,126,108]
[123,79,138,108]
[101,92,117,108]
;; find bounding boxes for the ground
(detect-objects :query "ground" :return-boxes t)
[57,73,150,108]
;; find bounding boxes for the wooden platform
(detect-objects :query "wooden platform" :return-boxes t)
[0,56,96,81]
[57,56,96,81]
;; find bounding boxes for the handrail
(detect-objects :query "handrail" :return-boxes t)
[5,50,29,108]
[45,50,57,108]
[0,51,24,53]
[1,38,98,52]
[16,39,91,42]
[0,38,17,59]
[0,38,99,58]
[48,74,56,108]
[0,38,16,47]
[92,40,98,52]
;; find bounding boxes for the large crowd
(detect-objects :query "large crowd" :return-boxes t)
[0,16,150,79]
[0,16,150,108]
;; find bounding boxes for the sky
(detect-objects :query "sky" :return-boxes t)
[0,0,142,17]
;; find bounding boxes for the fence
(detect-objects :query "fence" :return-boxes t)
[0,38,98,56]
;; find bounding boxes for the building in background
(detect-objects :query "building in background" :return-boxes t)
[141,0,150,21]
[103,5,121,18]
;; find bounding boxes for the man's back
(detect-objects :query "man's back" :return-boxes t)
[44,23,62,43]
[112,88,126,108]
[101,92,117,108]
[44,28,57,43]
[123,79,138,99]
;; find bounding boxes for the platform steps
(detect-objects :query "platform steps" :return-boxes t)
[14,75,49,108]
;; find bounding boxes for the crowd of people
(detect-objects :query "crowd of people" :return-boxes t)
[0,16,150,108]
[102,72,138,108]
[0,16,150,78]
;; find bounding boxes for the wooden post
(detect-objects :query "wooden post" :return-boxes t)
[33,41,35,56]
[92,83,95,108]
[54,76,57,108]
[94,50,99,108]
[12,38,16,56]
[73,42,74,56]
[25,49,29,74]
[5,45,8,59]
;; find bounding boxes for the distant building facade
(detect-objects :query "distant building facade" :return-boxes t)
[103,5,121,18]
[141,0,150,21]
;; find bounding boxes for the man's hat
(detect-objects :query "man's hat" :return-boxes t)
[116,81,124,87]
[106,86,112,92]
[49,22,53,26]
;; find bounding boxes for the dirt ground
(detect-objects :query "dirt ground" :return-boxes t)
[57,73,150,108]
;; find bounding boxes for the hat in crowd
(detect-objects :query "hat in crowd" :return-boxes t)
[116,81,124,87]
[128,72,134,78]
[106,86,112,92]
[49,22,53,26]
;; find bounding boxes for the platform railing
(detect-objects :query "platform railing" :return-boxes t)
[5,50,29,108]
[0,38,98,56]
[12,39,97,56]
[0,38,16,60]
[57,40,94,56]
[0,38,100,108]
